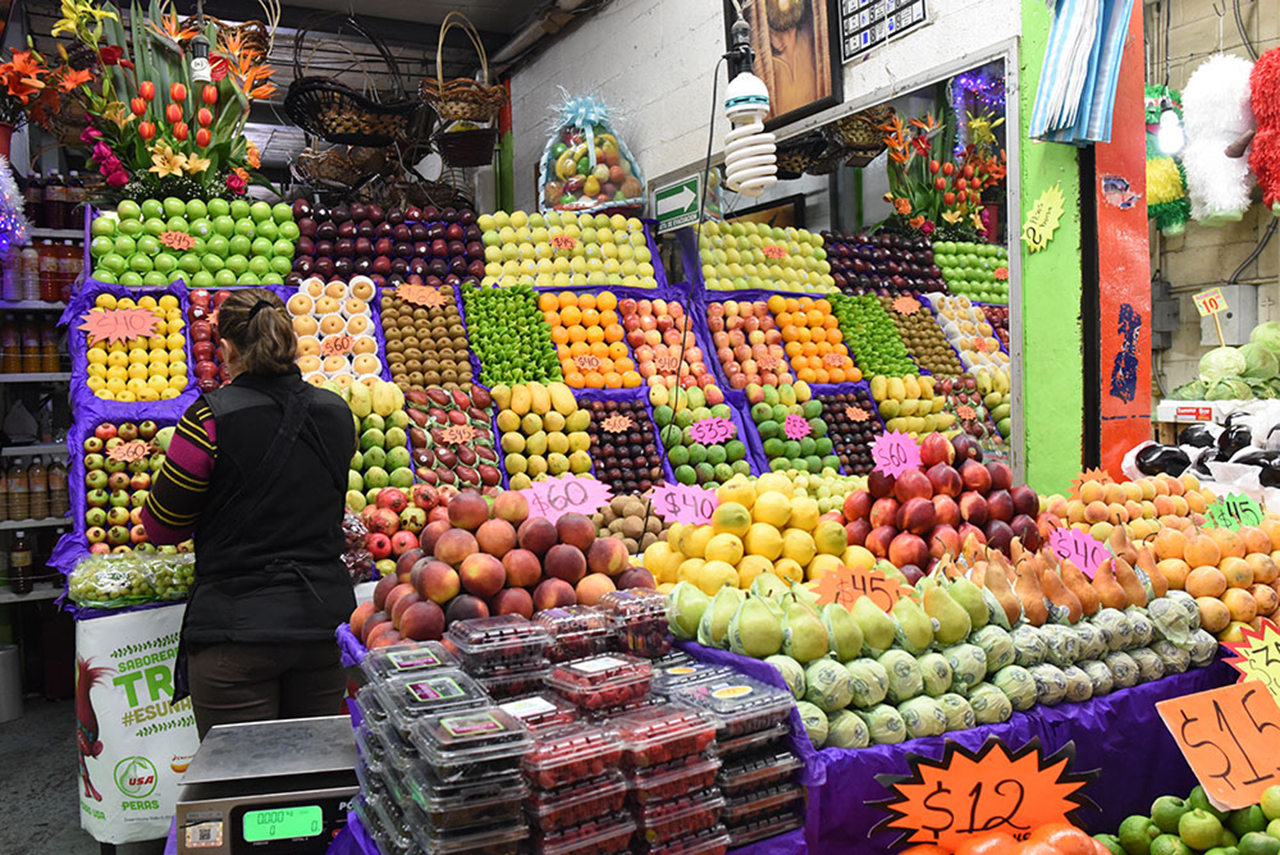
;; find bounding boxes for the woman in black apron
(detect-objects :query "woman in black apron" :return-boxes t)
[142,288,356,738]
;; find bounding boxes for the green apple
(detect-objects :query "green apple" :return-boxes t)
[140,198,164,219]
[270,256,292,276]
[178,253,202,274]
[91,268,117,283]
[117,217,143,237]
[271,202,292,223]
[255,219,277,241]
[250,237,273,257]
[229,199,250,220]
[116,200,141,220]
[90,236,114,257]
[113,235,137,256]
[214,268,237,287]
[247,256,271,277]
[277,223,299,243]
[249,201,271,221]
[228,234,252,256]
[165,216,189,233]
[225,254,249,276]
[272,239,294,257]
[211,215,234,236]
[236,272,261,286]
[205,197,229,217]
[163,197,186,218]
[233,218,256,238]
[154,253,177,273]
[167,271,186,284]
[118,271,143,287]
[1182,810,1226,851]
[189,218,213,239]
[129,253,154,273]
[190,270,215,289]
[135,235,160,256]
[99,252,126,276]
[185,199,208,220]
[205,235,230,258]
[143,270,167,287]
[202,254,224,272]
[143,217,166,237]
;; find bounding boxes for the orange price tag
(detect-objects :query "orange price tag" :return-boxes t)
[320,334,353,358]
[573,354,600,371]
[994,266,1009,281]
[396,284,446,307]
[956,405,977,420]
[845,405,870,422]
[973,337,990,353]
[756,354,780,371]
[78,308,161,344]
[877,738,1095,849]
[806,564,909,613]
[107,440,150,463]
[160,231,196,251]
[823,352,845,367]
[441,424,478,444]
[550,235,577,251]
[601,413,634,433]
[762,245,786,259]
[654,354,681,373]
[1157,681,1280,810]
[892,296,921,315]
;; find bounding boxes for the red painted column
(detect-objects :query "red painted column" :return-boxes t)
[1095,0,1152,478]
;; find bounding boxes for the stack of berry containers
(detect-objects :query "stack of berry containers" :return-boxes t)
[444,614,553,700]
[672,675,804,848]
[534,605,613,663]
[495,693,579,733]
[650,660,737,698]
[522,722,633,854]
[596,589,672,658]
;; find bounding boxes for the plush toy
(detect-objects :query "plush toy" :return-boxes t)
[1247,46,1280,215]
[1182,53,1255,225]
[1145,84,1191,236]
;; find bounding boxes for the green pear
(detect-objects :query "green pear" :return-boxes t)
[781,594,830,663]
[948,576,990,631]
[852,596,896,656]
[728,595,783,658]
[892,596,935,654]
[923,586,972,646]
[821,603,864,660]
[750,571,789,601]
[697,587,743,649]
[666,581,710,640]
[765,654,806,699]
[787,581,821,615]
[876,560,910,586]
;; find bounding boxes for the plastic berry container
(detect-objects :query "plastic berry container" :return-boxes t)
[613,704,718,769]
[370,716,424,780]
[596,589,671,658]
[354,758,384,799]
[410,706,534,783]
[401,765,527,831]
[445,615,552,673]
[651,662,737,697]
[718,751,802,795]
[531,811,636,855]
[351,684,390,729]
[524,771,628,832]
[361,792,413,855]
[627,754,723,805]
[497,693,579,733]
[721,782,805,825]
[373,671,489,739]
[586,694,664,723]
[534,605,613,661]
[354,722,387,775]
[476,665,551,700]
[671,676,794,738]
[716,723,791,759]
[522,723,624,789]
[404,799,529,855]
[643,825,732,855]
[361,639,458,682]
[725,810,804,848]
[633,790,726,845]
[547,654,654,710]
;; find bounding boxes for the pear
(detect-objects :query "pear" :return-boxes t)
[728,595,784,658]
[765,654,806,699]
[750,572,789,601]
[787,581,821,615]
[892,596,935,654]
[948,577,990,632]
[781,594,830,663]
[821,603,865,660]
[697,587,743,649]
[852,596,897,656]
[666,581,710,640]
[876,560,910,587]
[923,586,972,646]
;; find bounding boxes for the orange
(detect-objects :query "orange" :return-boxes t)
[550,326,569,345]
[811,327,828,343]
[955,832,1017,855]
[828,368,846,383]
[589,341,609,358]
[615,357,635,372]
[569,341,590,357]
[766,295,786,313]
[596,292,617,312]
[560,305,582,326]
[1185,565,1227,598]
[899,847,949,855]
[557,291,576,308]
[565,373,585,389]
[1240,526,1272,555]
[586,326,604,344]
[567,325,587,343]
[604,323,624,342]
[785,341,803,357]
[814,298,831,313]
[603,371,622,387]
[775,311,792,328]
[608,341,628,360]
[544,310,560,326]
[802,342,818,357]
[584,372,604,388]
[815,369,830,383]
[1011,843,1063,855]
[797,327,812,343]
[622,371,641,388]
[823,314,840,329]
[806,309,823,327]
[785,298,801,312]
[538,292,558,311]
[798,296,814,310]
[578,293,596,311]
[798,368,817,383]
[599,310,618,326]
[1030,824,1097,855]
[1156,558,1191,590]
[1220,556,1254,588]
[581,308,600,327]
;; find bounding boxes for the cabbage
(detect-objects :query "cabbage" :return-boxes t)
[1029,664,1068,706]
[1200,346,1247,381]
[917,652,954,697]
[1205,377,1253,401]
[1170,380,1208,401]
[1241,343,1279,379]
[938,693,976,731]
[992,665,1038,710]
[843,658,889,709]
[1129,647,1166,683]
[1251,321,1280,357]
[1060,665,1093,703]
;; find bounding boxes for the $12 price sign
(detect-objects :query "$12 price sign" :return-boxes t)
[1047,526,1110,578]
[520,474,612,524]
[649,482,718,525]
[1157,681,1280,811]
[807,564,909,613]
[871,431,921,478]
[874,738,1094,850]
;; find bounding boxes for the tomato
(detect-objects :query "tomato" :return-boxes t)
[1031,825,1096,855]
[955,832,1018,855]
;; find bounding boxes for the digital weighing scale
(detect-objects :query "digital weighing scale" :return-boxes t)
[175,716,358,854]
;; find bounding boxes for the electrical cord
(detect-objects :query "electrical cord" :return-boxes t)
[1233,0,1259,60]
[1228,219,1278,284]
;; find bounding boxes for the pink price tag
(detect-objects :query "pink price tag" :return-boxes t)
[762,244,786,259]
[650,482,718,525]
[689,416,735,444]
[870,431,922,478]
[520,474,612,524]
[1048,526,1110,578]
[783,414,811,440]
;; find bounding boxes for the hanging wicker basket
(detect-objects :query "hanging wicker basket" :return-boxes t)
[776,133,831,179]
[833,105,894,168]
[421,11,507,125]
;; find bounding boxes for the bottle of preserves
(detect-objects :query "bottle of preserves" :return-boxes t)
[66,170,84,228]
[40,320,60,372]
[19,244,39,302]
[20,314,40,373]
[55,240,79,302]
[36,241,57,303]
[24,171,42,227]
[27,456,47,521]
[42,169,64,230]
[0,314,19,373]
[47,459,68,518]
[9,530,32,593]
[7,458,28,520]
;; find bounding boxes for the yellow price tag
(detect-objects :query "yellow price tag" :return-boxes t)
[1020,183,1064,254]
[1225,619,1280,704]
[1193,288,1228,317]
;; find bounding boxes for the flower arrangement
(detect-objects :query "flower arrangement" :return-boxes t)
[40,0,276,202]
[879,109,1007,241]
[0,46,87,129]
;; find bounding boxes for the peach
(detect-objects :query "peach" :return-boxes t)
[492,491,529,526]
[502,548,542,588]
[555,513,597,552]
[1197,596,1231,633]
[434,529,479,568]
[384,582,416,616]
[1247,552,1280,584]
[1222,587,1258,623]
[1185,491,1208,514]
[460,553,506,599]
[518,517,558,557]
[349,601,376,638]
[448,491,490,531]
[1156,558,1191,590]
[398,599,445,640]
[1084,501,1110,524]
[475,519,517,558]
[490,587,533,619]
[1220,556,1255,589]
[1078,481,1105,504]
[544,543,587,585]
[372,574,399,610]
[415,560,461,604]
[444,594,489,626]
[587,537,630,577]
[617,567,656,589]
[575,573,617,606]
[1186,566,1227,599]
[366,623,402,648]
[1249,583,1279,616]
[418,520,452,555]
[532,578,577,611]
[1066,501,1086,525]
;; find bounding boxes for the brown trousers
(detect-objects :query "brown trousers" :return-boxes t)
[187,640,347,739]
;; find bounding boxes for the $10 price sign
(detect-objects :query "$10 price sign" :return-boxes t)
[649,482,718,525]
[520,474,612,524]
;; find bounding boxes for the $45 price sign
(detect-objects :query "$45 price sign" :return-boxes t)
[875,738,1095,850]
[520,474,612,524]
[1207,492,1264,532]
[807,564,909,613]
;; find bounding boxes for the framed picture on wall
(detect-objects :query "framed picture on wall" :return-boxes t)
[723,0,842,130]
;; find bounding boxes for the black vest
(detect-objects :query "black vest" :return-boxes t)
[183,369,356,644]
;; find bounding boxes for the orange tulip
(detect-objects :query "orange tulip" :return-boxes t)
[202,84,218,105]
[170,82,186,102]
[130,97,146,116]
[138,121,155,141]
[173,121,189,141]
[197,108,212,127]
[195,128,210,147]
[165,102,182,123]
[139,80,155,101]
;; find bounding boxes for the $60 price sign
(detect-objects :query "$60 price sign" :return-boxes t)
[519,474,613,524]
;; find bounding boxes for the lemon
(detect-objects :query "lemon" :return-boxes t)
[711,502,751,538]
[166,319,184,335]
[137,295,158,309]
[692,560,739,595]
[789,497,820,531]
[87,376,106,391]
[149,349,169,365]
[814,520,848,556]
[87,364,107,379]
[168,376,187,391]
[681,525,715,559]
[752,491,792,528]
[676,558,706,584]
[107,351,128,368]
[116,297,136,309]
[806,553,841,581]
[773,558,804,583]
[161,387,180,399]
[166,333,185,350]
[87,349,108,365]
[736,555,775,588]
[128,348,149,364]
[782,528,817,566]
[95,294,118,309]
[158,295,179,310]
[643,541,683,584]
[755,472,793,498]
[169,362,187,378]
[106,365,128,381]
[841,545,876,572]
[743,523,784,561]
[705,533,744,565]
[716,478,756,509]
[127,363,149,380]
[148,335,167,351]
[147,375,170,392]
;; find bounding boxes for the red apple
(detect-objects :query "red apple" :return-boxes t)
[919,432,955,467]
[843,490,873,521]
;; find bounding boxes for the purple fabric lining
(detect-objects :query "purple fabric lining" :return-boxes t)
[572,386,674,486]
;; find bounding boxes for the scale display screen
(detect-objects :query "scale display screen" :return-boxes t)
[241,806,324,842]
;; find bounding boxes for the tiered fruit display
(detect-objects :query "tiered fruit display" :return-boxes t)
[707,299,794,389]
[591,494,672,557]
[768,294,860,384]
[1052,471,1215,545]
[820,230,945,296]
[378,281,473,391]
[617,296,714,391]
[879,294,963,377]
[746,382,841,474]
[289,200,483,286]
[650,383,750,488]
[538,290,641,389]
[492,381,593,488]
[926,294,1009,371]
[698,220,835,293]
[288,278,382,386]
[478,210,657,290]
[83,292,188,402]
[461,284,562,386]
[983,304,1010,348]
[830,294,918,377]
[584,398,665,495]
[933,240,1009,304]
[816,389,884,475]
[89,198,297,287]
[1100,784,1280,855]
[334,379,412,511]
[83,420,169,552]
[868,374,953,437]
[187,288,229,390]
[404,386,500,490]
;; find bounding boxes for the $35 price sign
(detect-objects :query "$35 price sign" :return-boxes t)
[520,474,612,524]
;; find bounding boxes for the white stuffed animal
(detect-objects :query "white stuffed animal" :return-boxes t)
[1182,53,1255,224]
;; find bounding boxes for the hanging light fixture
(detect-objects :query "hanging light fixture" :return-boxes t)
[1157,96,1184,155]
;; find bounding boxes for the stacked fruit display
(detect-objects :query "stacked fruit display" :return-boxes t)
[816,389,885,475]
[333,379,413,511]
[461,284,562,386]
[935,374,995,443]
[651,384,752,489]
[898,822,1106,855]
[707,299,794,390]
[933,240,1009,304]
[289,200,484,287]
[768,294,860,384]
[981,368,1012,440]
[926,294,1009,371]
[288,278,382,386]
[879,294,963,377]
[404,386,500,490]
[1099,785,1280,855]
[187,288,229,390]
[1051,471,1215,545]
[983,304,1010,348]
[617,296,715,391]
[478,210,657,290]
[83,420,170,552]
[590,494,671,558]
[820,230,946,296]
[538,290,642,389]
[698,220,835,294]
[830,294,919,377]
[584,398,666,496]
[83,292,188,402]
[378,281,473,391]
[89,198,297,287]
[868,375,953,437]
[746,382,841,475]
[492,381,593,488]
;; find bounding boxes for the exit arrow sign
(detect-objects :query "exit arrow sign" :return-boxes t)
[654,175,701,233]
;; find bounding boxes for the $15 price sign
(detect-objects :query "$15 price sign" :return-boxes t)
[1048,526,1110,578]
[649,482,718,525]
[1157,681,1280,811]
[520,474,612,524]
[875,738,1094,850]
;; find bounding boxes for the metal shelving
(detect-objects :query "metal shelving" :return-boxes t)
[0,443,67,458]
[0,300,66,311]
[0,583,62,604]
[27,228,82,240]
[0,372,71,382]
[0,517,70,531]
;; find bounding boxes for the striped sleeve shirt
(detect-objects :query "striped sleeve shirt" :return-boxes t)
[141,401,217,545]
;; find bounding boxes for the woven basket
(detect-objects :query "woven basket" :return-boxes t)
[435,127,497,169]
[834,105,894,167]
[776,133,831,179]
[420,11,507,124]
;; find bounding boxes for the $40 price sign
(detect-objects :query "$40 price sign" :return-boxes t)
[520,474,612,524]
[649,482,718,525]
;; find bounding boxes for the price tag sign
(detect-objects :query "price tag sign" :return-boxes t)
[973,337,990,353]
[160,230,196,251]
[1194,288,1228,317]
[1048,526,1110,579]
[783,414,812,440]
[845,405,870,422]
[1225,619,1280,703]
[573,354,600,371]
[756,354,780,371]
[440,424,478,445]
[1157,681,1280,811]
[892,296,921,315]
[650,482,718,525]
[871,431,921,478]
[107,440,149,463]
[994,267,1009,281]
[689,416,735,444]
[1021,182,1065,253]
[78,308,162,344]
[762,244,787,259]
[875,738,1095,849]
[1207,493,1263,531]
[320,334,354,358]
[956,404,977,421]
[520,474,612,524]
[654,354,681,373]
[396,283,447,307]
[807,564,909,613]
[823,352,846,367]
[601,413,634,433]
[550,234,578,251]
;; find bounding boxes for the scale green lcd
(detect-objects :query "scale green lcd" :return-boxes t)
[241,805,324,842]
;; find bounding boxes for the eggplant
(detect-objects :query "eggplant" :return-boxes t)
[1217,425,1253,461]
[1178,423,1216,448]
[1136,444,1191,476]
[1224,412,1253,429]
[1261,461,1280,489]
[1190,447,1216,478]
[1229,449,1280,468]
